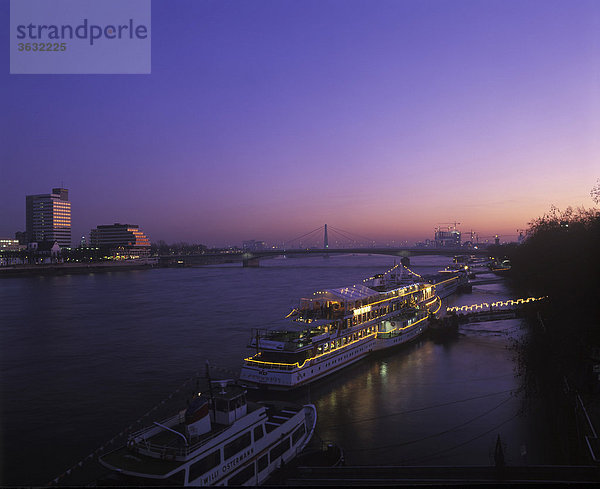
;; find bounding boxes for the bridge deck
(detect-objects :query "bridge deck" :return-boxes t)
[161,247,489,262]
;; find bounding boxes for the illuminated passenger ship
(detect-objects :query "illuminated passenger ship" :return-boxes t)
[239,265,465,390]
[100,381,316,486]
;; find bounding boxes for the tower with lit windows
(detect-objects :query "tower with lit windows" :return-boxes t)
[25,188,72,248]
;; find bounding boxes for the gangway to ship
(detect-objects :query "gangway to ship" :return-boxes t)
[446,297,546,323]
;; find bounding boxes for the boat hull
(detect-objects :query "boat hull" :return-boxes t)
[100,402,316,486]
[240,314,430,391]
[240,336,377,390]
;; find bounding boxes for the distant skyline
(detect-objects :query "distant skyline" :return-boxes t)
[2,0,599,247]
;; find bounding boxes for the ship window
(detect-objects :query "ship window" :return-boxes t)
[233,396,244,410]
[215,398,228,412]
[224,431,252,460]
[292,424,306,444]
[270,437,291,461]
[228,463,255,486]
[189,450,221,483]
[258,454,269,472]
[254,425,264,442]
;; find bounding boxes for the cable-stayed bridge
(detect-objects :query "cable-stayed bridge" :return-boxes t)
[161,224,490,267]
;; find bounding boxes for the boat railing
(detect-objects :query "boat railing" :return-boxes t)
[376,330,402,339]
[129,413,230,458]
[252,328,330,350]
[298,310,345,321]
[130,412,183,442]
[244,358,299,371]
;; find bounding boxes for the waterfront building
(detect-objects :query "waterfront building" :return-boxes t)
[434,227,461,247]
[90,223,150,258]
[26,188,71,248]
[0,238,23,251]
[28,240,61,263]
[15,231,27,245]
[242,240,266,251]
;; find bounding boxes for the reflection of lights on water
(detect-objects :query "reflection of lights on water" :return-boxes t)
[380,362,388,379]
[328,392,337,409]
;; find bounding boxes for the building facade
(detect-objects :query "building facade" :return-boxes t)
[242,240,266,251]
[26,188,72,248]
[0,238,23,251]
[434,228,461,247]
[90,223,150,258]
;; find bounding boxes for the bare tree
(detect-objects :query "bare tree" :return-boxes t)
[592,179,600,205]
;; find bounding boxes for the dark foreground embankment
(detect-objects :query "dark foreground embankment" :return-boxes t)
[493,207,600,464]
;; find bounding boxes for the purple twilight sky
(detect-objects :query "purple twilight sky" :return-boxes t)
[1,0,599,247]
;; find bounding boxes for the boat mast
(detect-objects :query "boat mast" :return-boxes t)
[206,360,217,420]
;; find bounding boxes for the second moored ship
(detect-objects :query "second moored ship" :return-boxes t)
[239,264,467,390]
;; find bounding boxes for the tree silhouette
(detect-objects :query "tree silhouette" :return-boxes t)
[592,179,600,205]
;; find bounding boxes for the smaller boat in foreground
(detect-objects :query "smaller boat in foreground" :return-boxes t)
[99,381,316,486]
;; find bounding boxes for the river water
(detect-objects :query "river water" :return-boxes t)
[0,255,555,485]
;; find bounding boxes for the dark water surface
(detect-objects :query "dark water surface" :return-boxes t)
[0,255,553,485]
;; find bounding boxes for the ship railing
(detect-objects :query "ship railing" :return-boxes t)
[251,327,329,347]
[376,330,402,339]
[244,358,299,371]
[297,310,345,321]
[135,436,222,459]
[130,412,183,442]
[129,413,230,458]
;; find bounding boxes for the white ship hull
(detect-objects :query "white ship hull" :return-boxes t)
[240,313,430,390]
[100,389,316,486]
[241,334,377,390]
[240,266,466,391]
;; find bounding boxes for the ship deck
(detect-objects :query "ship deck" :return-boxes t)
[100,402,303,477]
[259,325,330,343]
[101,446,184,476]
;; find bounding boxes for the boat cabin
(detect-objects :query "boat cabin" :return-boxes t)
[209,383,248,426]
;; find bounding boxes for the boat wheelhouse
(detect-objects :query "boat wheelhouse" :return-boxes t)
[99,382,316,486]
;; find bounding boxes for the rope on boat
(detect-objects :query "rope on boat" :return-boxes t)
[47,363,239,486]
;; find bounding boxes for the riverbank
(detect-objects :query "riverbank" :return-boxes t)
[492,207,600,465]
[512,306,600,465]
[0,261,157,277]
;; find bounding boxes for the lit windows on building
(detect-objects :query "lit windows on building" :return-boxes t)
[89,223,151,258]
[25,188,71,248]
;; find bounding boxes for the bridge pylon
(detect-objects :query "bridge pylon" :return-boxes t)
[324,224,329,249]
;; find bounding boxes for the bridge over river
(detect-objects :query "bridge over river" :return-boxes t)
[161,246,490,267]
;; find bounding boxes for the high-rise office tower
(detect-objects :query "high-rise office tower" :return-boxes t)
[26,188,72,248]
